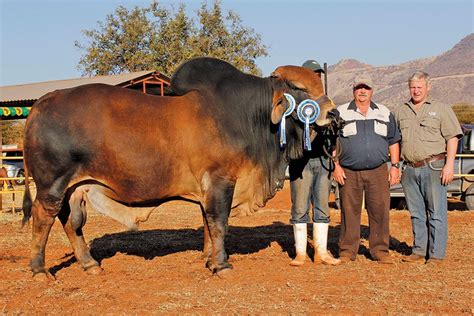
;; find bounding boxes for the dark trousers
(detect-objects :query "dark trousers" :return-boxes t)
[338,164,390,260]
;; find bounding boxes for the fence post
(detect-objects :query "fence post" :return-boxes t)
[1,120,3,211]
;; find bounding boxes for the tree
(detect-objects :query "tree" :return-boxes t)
[1,121,25,147]
[75,1,268,77]
[190,3,267,74]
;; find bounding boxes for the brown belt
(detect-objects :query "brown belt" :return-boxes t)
[406,153,445,168]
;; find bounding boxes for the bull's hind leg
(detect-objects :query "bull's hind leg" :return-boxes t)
[202,177,235,274]
[57,188,102,275]
[29,171,79,279]
[30,198,60,280]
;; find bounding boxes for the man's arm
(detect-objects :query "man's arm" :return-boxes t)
[441,137,459,185]
[332,149,346,185]
[388,143,400,186]
[387,111,401,186]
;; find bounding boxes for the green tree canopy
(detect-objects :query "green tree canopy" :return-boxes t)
[75,1,268,77]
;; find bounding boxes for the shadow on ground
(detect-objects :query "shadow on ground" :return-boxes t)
[48,223,409,275]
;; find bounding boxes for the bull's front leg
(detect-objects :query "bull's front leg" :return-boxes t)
[202,176,235,274]
[200,205,212,261]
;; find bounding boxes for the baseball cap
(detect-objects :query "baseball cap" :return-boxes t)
[302,60,325,73]
[353,75,373,89]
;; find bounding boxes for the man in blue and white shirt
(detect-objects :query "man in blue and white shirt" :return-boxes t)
[333,76,401,264]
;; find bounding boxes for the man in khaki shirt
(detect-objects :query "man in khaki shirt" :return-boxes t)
[395,71,462,265]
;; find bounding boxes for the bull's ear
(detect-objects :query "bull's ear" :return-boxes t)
[271,90,286,124]
[270,70,280,78]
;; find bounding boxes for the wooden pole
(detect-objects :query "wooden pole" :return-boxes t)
[324,62,328,96]
[0,118,3,211]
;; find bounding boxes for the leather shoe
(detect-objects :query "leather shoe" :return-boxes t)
[402,254,425,263]
[426,258,443,266]
[339,256,354,263]
[374,255,395,264]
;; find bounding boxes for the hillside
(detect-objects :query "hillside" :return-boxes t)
[327,33,474,110]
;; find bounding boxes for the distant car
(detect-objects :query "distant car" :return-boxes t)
[2,150,25,185]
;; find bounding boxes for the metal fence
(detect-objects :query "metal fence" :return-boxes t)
[0,155,29,212]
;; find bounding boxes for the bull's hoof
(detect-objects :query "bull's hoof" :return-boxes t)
[205,260,216,272]
[207,259,233,273]
[84,265,103,275]
[213,262,233,274]
[201,251,211,261]
[32,271,55,281]
[215,267,233,279]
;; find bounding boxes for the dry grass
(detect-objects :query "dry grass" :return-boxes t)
[1,185,473,314]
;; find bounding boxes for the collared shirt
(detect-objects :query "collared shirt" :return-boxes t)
[395,99,462,162]
[336,101,400,170]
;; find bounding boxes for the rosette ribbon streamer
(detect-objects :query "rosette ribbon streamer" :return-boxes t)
[279,93,296,147]
[296,99,320,151]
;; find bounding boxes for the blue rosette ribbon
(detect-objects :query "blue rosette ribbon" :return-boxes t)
[297,99,320,151]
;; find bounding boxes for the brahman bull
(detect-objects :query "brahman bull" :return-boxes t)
[22,57,337,279]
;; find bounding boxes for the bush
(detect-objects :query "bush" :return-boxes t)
[1,120,25,148]
[452,103,474,124]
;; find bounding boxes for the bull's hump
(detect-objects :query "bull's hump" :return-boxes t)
[171,57,252,96]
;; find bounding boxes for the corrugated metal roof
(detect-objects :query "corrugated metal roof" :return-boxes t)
[0,70,160,102]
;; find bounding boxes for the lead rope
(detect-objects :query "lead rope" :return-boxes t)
[321,124,339,172]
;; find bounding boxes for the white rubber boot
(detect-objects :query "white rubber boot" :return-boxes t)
[289,223,307,266]
[314,223,340,265]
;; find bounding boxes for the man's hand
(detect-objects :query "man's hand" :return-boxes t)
[441,164,455,185]
[389,167,400,186]
[333,163,346,185]
[441,137,459,185]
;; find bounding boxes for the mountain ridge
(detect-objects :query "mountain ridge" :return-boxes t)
[327,33,474,109]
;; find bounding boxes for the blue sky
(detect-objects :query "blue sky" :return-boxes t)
[0,0,472,86]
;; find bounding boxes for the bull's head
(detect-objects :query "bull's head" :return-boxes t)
[270,65,337,127]
[270,65,340,153]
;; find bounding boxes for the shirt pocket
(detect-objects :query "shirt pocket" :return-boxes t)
[420,117,441,141]
[342,121,357,137]
[399,119,410,142]
[374,121,388,137]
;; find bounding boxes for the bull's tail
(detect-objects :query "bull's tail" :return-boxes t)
[22,167,32,227]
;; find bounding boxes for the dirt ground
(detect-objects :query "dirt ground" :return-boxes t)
[0,183,473,314]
